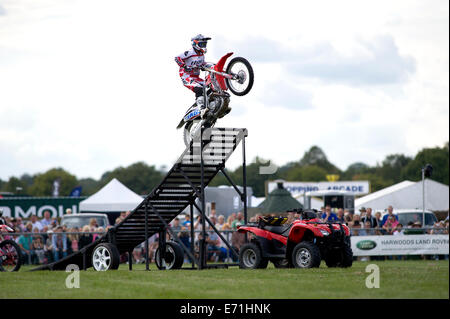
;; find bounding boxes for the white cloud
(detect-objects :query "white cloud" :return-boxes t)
[0,0,448,180]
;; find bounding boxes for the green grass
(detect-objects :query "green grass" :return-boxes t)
[0,260,448,299]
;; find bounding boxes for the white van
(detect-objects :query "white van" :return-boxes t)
[382,209,438,227]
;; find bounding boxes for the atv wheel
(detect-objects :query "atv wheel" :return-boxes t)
[239,243,266,269]
[341,243,353,268]
[92,243,120,271]
[271,258,291,268]
[291,242,321,268]
[155,241,184,270]
[325,242,353,268]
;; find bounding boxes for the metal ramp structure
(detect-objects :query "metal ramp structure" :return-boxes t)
[33,127,248,271]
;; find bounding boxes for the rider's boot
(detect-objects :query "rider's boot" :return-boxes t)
[196,96,209,119]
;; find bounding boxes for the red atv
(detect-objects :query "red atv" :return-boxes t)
[237,209,353,269]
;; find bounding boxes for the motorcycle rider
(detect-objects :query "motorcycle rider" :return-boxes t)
[175,34,214,118]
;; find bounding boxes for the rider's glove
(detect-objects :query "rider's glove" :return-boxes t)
[183,66,193,72]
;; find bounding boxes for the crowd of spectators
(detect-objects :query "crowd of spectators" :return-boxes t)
[1,209,109,265]
[313,204,449,237]
[2,205,448,266]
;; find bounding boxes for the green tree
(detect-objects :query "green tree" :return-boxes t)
[401,143,449,185]
[3,177,28,194]
[78,178,101,196]
[378,154,412,183]
[28,168,78,196]
[352,173,393,192]
[299,146,341,174]
[100,162,164,195]
[342,162,372,180]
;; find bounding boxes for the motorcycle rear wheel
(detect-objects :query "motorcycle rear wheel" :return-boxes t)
[225,57,254,96]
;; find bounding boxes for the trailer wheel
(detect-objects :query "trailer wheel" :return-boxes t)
[92,243,120,271]
[155,241,184,270]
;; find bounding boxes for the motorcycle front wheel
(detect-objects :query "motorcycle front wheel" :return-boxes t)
[0,239,22,272]
[225,57,254,96]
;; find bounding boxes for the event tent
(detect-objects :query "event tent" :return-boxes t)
[79,178,144,213]
[355,179,449,212]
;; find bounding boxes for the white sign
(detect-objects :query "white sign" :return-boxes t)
[351,234,449,256]
[268,181,370,196]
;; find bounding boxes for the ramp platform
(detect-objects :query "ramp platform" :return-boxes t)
[32,127,248,271]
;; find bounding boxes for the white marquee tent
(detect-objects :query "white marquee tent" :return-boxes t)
[79,178,144,212]
[355,179,449,212]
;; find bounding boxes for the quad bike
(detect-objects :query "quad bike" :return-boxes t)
[177,53,254,147]
[0,224,22,272]
[237,209,353,269]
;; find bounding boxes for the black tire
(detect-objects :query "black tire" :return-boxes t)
[155,241,184,270]
[225,57,254,96]
[325,241,353,268]
[271,258,291,268]
[91,243,120,271]
[239,243,266,269]
[291,242,321,268]
[341,243,353,268]
[0,239,22,272]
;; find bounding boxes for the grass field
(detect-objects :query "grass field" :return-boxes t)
[0,260,448,299]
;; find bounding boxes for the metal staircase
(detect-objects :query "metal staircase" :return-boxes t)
[33,127,248,271]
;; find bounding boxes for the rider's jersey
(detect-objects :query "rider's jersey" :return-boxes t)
[175,48,207,76]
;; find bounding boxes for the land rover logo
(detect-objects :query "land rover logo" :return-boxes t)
[357,240,377,250]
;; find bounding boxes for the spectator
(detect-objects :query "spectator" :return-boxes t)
[380,205,398,227]
[15,217,26,232]
[321,205,338,222]
[30,214,43,232]
[68,227,79,252]
[216,215,226,230]
[44,230,54,263]
[361,207,378,229]
[17,222,34,264]
[115,217,122,225]
[344,213,353,227]
[226,215,234,227]
[383,215,399,235]
[89,218,98,231]
[182,214,191,227]
[93,227,105,241]
[374,211,383,229]
[65,208,72,215]
[351,220,362,236]
[205,226,225,262]
[52,226,68,261]
[50,217,59,229]
[31,235,45,264]
[359,207,367,218]
[393,224,404,235]
[78,225,93,250]
[336,208,345,223]
[231,212,245,230]
[40,210,52,227]
[363,220,376,235]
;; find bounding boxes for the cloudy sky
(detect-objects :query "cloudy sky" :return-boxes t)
[0,0,448,181]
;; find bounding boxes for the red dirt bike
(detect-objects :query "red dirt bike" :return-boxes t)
[237,209,353,269]
[176,53,254,146]
[0,224,22,272]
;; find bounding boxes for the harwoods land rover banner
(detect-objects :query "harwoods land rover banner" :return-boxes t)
[351,234,449,256]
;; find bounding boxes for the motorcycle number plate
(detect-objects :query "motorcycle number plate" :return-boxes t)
[184,109,200,121]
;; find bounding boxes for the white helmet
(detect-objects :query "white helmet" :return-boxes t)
[191,34,211,54]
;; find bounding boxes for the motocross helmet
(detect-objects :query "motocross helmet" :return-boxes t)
[191,34,211,54]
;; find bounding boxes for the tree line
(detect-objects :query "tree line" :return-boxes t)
[1,142,448,198]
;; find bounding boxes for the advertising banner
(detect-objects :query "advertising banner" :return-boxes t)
[267,181,371,196]
[0,197,87,218]
[351,234,449,256]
